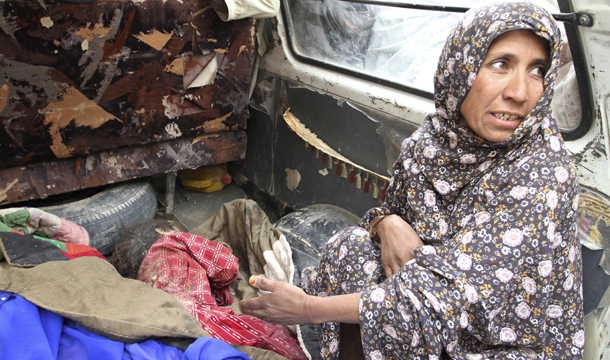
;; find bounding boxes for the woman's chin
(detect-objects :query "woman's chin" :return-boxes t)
[480,129,516,143]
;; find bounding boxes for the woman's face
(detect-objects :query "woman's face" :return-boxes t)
[458,29,549,143]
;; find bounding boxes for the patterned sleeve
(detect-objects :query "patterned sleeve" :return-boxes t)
[359,137,414,229]
[542,210,584,358]
[357,157,584,359]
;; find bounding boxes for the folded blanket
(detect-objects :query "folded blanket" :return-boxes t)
[0,207,89,246]
[0,219,103,267]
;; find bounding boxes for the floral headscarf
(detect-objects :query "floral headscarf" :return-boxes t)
[359,2,583,359]
[435,1,562,148]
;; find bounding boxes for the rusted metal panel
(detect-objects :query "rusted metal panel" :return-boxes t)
[0,0,255,169]
[0,131,247,205]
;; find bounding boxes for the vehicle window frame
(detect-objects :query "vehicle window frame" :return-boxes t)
[556,0,593,140]
[279,0,434,100]
[279,0,593,140]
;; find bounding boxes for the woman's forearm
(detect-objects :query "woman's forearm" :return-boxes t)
[307,292,361,324]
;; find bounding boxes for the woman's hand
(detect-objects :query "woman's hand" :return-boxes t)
[239,276,314,325]
[377,215,423,278]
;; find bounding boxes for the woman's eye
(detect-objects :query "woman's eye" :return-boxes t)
[489,61,508,70]
[530,66,545,77]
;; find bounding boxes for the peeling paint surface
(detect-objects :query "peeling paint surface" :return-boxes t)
[0,84,8,113]
[285,168,301,191]
[74,22,112,41]
[164,58,184,75]
[183,53,217,89]
[133,29,174,51]
[0,0,255,167]
[42,86,118,157]
[40,16,53,28]
[0,0,256,203]
[165,122,183,138]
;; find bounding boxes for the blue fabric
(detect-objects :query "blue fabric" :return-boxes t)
[0,291,249,360]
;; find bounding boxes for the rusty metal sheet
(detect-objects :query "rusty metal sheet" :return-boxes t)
[0,131,247,205]
[0,0,255,169]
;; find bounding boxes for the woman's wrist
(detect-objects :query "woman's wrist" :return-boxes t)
[306,293,362,324]
[303,294,320,324]
[369,215,389,241]
[377,214,400,243]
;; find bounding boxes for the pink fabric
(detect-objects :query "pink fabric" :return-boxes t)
[53,219,90,246]
[137,232,307,360]
[24,208,62,236]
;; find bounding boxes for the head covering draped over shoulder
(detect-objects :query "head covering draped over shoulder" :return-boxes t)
[358,2,583,359]
[362,1,573,245]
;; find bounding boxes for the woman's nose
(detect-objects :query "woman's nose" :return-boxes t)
[503,71,530,103]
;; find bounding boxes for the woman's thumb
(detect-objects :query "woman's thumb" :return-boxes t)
[249,275,274,291]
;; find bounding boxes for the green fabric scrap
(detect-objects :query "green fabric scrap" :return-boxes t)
[0,209,31,234]
[0,223,12,233]
[33,235,67,252]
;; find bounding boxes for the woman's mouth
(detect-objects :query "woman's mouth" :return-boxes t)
[493,113,521,122]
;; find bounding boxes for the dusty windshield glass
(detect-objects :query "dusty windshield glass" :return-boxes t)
[284,0,580,130]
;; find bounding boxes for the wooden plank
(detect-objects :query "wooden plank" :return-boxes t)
[0,131,246,205]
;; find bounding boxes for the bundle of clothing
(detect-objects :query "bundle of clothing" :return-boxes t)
[0,207,102,265]
[0,205,294,360]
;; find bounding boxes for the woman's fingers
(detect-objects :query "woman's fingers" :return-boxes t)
[378,215,424,278]
[249,275,275,291]
[240,276,275,311]
[240,295,264,311]
[239,278,313,324]
[382,252,405,278]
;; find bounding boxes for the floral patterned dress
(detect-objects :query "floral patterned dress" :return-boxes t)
[302,2,584,360]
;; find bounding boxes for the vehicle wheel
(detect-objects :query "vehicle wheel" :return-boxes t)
[40,180,158,256]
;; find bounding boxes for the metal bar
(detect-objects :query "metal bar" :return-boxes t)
[165,172,177,219]
[339,0,594,27]
[339,0,469,13]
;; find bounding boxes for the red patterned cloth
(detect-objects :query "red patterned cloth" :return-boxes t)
[137,232,307,360]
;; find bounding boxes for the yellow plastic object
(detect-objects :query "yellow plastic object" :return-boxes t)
[178,164,232,193]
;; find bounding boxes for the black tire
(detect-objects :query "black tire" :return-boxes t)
[40,180,158,256]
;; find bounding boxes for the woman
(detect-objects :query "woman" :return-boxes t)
[241,2,584,359]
